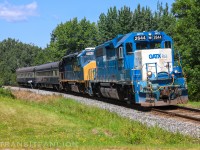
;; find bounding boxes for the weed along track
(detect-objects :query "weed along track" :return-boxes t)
[5,86,200,139]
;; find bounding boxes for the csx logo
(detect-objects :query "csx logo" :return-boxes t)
[149,54,167,59]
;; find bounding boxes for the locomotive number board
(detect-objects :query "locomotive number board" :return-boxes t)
[134,35,162,41]
[153,35,162,40]
[134,35,146,41]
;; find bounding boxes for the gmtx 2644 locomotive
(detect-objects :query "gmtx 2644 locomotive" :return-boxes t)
[16,31,188,107]
[89,31,188,106]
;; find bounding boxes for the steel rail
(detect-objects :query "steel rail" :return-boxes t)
[174,105,200,112]
[152,107,200,122]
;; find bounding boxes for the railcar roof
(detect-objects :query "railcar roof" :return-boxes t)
[62,52,79,59]
[16,66,35,73]
[35,61,59,71]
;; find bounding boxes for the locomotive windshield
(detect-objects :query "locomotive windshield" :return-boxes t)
[136,42,161,50]
[81,51,95,65]
[135,41,171,50]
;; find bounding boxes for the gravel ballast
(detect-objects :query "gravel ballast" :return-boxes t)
[7,87,200,139]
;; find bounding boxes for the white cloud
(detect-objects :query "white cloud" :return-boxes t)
[0,1,38,22]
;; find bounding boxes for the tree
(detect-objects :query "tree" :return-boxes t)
[131,4,155,32]
[172,0,200,101]
[0,38,42,85]
[77,18,99,50]
[156,2,176,36]
[118,6,133,34]
[49,17,98,61]
[98,7,119,43]
[97,3,174,43]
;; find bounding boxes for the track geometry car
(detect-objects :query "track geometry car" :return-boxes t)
[16,31,188,107]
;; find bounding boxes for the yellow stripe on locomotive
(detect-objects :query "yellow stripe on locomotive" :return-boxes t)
[84,61,96,80]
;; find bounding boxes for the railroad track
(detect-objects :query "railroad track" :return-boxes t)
[151,106,200,122]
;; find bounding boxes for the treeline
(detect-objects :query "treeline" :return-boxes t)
[0,38,42,85]
[48,2,175,60]
[172,0,200,100]
[0,0,199,100]
[98,3,175,43]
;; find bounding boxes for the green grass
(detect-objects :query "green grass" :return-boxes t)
[0,90,199,149]
[179,101,200,109]
[0,88,15,98]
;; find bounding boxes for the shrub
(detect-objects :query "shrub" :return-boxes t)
[0,88,15,98]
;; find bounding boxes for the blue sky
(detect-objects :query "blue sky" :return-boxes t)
[0,0,175,48]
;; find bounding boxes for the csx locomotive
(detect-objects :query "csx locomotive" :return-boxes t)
[16,31,188,106]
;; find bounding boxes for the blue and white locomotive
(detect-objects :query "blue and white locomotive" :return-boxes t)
[89,31,188,106]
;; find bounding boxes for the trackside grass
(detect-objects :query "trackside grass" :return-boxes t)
[179,101,200,109]
[0,89,199,149]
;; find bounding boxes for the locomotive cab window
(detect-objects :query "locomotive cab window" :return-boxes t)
[96,48,103,57]
[117,46,124,59]
[126,43,133,55]
[106,46,115,60]
[136,43,147,50]
[150,42,161,49]
[165,41,171,48]
[81,52,95,64]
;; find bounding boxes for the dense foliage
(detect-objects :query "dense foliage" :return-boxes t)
[47,17,99,61]
[0,88,15,98]
[172,0,200,101]
[0,39,42,85]
[0,0,199,100]
[98,3,175,43]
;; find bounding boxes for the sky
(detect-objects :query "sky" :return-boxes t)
[0,0,175,48]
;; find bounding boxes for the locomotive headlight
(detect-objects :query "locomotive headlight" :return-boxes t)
[148,33,152,40]
[147,71,152,77]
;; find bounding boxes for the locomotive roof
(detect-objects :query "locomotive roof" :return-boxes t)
[16,66,35,73]
[62,47,95,59]
[96,31,171,49]
[77,49,94,57]
[35,61,59,71]
[115,33,132,48]
[62,52,79,59]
